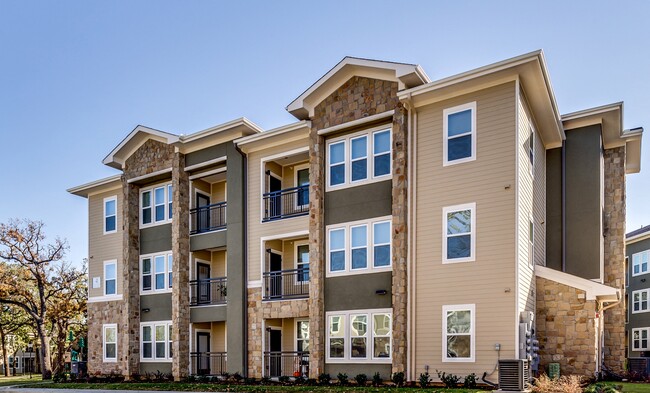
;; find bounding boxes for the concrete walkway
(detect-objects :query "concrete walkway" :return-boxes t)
[2,389,206,393]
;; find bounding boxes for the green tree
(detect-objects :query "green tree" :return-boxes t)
[0,305,30,376]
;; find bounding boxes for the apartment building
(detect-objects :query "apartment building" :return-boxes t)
[626,225,650,360]
[68,51,642,382]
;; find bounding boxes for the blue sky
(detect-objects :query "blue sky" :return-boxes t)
[1,1,648,266]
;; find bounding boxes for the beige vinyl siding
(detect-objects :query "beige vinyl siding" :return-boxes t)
[88,188,123,298]
[414,81,518,376]
[192,322,226,352]
[191,250,226,279]
[247,138,309,282]
[191,180,226,206]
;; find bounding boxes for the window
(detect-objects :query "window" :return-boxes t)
[141,252,172,293]
[296,320,310,352]
[528,124,535,176]
[633,289,650,313]
[296,243,310,282]
[141,321,172,361]
[104,260,117,296]
[140,183,172,227]
[529,216,535,267]
[443,203,476,263]
[103,324,117,362]
[443,102,476,166]
[326,127,392,189]
[327,217,392,275]
[633,328,650,351]
[326,310,392,363]
[443,304,475,362]
[633,250,650,276]
[104,196,117,234]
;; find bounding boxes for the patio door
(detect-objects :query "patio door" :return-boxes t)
[269,252,283,299]
[268,329,282,377]
[197,262,211,304]
[196,193,210,232]
[269,174,282,218]
[296,168,309,208]
[196,332,211,375]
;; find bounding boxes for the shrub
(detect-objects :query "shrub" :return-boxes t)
[532,374,582,393]
[318,373,331,385]
[464,372,477,388]
[278,375,291,384]
[337,372,349,386]
[294,375,306,385]
[372,372,383,386]
[585,383,622,393]
[436,370,461,389]
[419,372,431,388]
[354,373,368,386]
[306,378,318,386]
[260,376,271,385]
[53,372,67,383]
[391,371,405,387]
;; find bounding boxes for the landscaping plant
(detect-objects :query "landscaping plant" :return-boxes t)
[418,371,432,388]
[354,373,368,386]
[372,372,383,387]
[436,369,461,388]
[391,371,405,387]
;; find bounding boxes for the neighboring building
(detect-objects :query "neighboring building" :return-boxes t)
[626,225,650,359]
[68,51,643,382]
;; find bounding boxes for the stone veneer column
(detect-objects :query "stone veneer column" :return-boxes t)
[391,105,408,374]
[603,146,626,373]
[308,127,325,378]
[171,151,190,380]
[121,178,141,378]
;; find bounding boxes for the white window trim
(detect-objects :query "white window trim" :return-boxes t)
[139,182,172,228]
[633,327,650,351]
[102,324,117,363]
[442,203,476,264]
[632,250,650,277]
[103,259,117,296]
[326,125,392,191]
[326,216,392,277]
[295,240,310,283]
[529,215,535,268]
[529,123,535,178]
[325,309,392,364]
[294,163,310,209]
[295,318,310,352]
[140,251,173,295]
[140,321,173,362]
[443,102,477,166]
[442,304,475,363]
[103,196,118,235]
[632,289,650,314]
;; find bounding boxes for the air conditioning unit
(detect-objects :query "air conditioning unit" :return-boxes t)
[628,357,650,375]
[498,359,531,392]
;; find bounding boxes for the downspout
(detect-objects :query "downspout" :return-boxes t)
[597,292,623,378]
[561,140,566,272]
[235,143,249,377]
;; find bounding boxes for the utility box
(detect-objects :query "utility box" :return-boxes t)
[548,363,560,379]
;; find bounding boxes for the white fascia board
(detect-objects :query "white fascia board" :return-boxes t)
[626,231,650,245]
[102,125,179,167]
[67,174,123,197]
[179,117,263,143]
[235,121,310,147]
[535,265,619,301]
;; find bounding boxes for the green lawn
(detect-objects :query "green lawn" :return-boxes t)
[613,382,650,393]
[0,374,44,387]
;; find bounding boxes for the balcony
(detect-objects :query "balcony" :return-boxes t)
[262,185,309,222]
[263,267,309,301]
[190,352,227,376]
[190,277,227,306]
[263,351,309,378]
[190,202,227,234]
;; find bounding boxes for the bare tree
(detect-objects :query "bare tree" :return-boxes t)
[0,219,83,380]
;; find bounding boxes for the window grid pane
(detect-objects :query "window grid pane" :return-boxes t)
[351,225,368,270]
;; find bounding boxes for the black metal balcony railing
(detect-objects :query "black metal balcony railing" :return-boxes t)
[264,351,309,378]
[190,352,227,376]
[190,277,227,306]
[263,185,309,222]
[190,202,227,234]
[263,267,309,301]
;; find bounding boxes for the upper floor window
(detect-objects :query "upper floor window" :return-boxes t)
[633,289,649,314]
[103,324,117,362]
[443,102,476,166]
[529,216,535,267]
[326,309,392,363]
[633,328,650,351]
[443,203,476,264]
[104,260,117,296]
[443,304,475,362]
[141,252,172,294]
[104,196,117,234]
[141,183,172,227]
[327,217,392,276]
[327,128,392,190]
[528,124,535,176]
[633,250,649,277]
[296,242,310,283]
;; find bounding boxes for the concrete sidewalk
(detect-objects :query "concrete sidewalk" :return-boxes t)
[2,389,208,393]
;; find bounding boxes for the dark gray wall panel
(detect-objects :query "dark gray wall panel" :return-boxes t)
[325,272,392,311]
[140,362,172,374]
[545,147,563,271]
[325,181,392,226]
[140,224,172,255]
[140,293,172,321]
[185,143,228,168]
[190,305,227,323]
[325,364,391,380]
[627,237,650,293]
[190,230,227,251]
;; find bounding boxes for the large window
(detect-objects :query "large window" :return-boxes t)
[104,260,117,296]
[141,321,172,361]
[633,250,650,277]
[104,196,117,234]
[633,328,650,351]
[443,203,476,263]
[326,309,391,363]
[633,289,650,314]
[327,127,392,189]
[443,304,475,362]
[140,183,172,227]
[296,320,310,352]
[141,252,173,294]
[443,102,476,166]
[103,324,117,362]
[327,217,392,276]
[528,124,535,176]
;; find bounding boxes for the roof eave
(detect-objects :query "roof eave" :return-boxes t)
[67,174,123,198]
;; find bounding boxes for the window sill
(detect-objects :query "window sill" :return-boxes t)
[140,289,172,296]
[326,358,391,364]
[88,294,123,303]
[326,175,391,193]
[326,267,392,278]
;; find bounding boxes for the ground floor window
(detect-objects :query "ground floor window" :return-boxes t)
[633,327,650,351]
[443,304,475,362]
[326,309,391,363]
[141,321,172,361]
[103,324,117,362]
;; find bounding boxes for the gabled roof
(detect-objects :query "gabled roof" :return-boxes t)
[536,265,619,301]
[398,50,565,149]
[562,103,643,174]
[66,174,122,198]
[627,225,650,244]
[103,125,179,169]
[286,56,430,120]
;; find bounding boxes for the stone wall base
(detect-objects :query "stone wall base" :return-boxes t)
[87,301,126,375]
